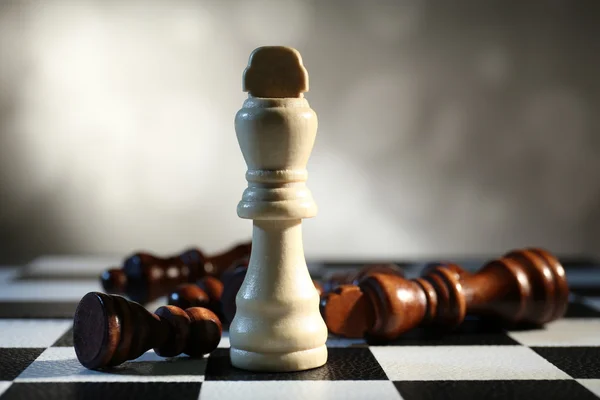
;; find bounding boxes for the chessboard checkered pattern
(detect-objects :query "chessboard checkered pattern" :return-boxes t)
[0,256,600,400]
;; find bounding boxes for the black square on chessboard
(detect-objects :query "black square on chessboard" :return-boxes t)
[52,326,74,347]
[571,287,600,297]
[394,380,599,400]
[369,317,519,346]
[0,382,202,400]
[204,347,388,381]
[0,348,44,381]
[106,357,208,377]
[564,301,600,318]
[531,347,600,379]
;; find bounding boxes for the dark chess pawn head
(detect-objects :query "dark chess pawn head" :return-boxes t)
[168,284,210,310]
[101,268,127,294]
[73,292,222,370]
[197,276,224,304]
[168,276,226,321]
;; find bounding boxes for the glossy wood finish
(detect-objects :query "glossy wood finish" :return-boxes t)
[445,247,570,326]
[321,263,405,294]
[168,276,226,321]
[73,292,222,370]
[185,307,223,357]
[197,276,224,307]
[321,247,569,341]
[320,285,375,338]
[100,268,127,294]
[100,241,251,304]
[167,284,210,310]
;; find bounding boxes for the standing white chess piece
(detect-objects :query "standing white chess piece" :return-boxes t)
[228,46,328,372]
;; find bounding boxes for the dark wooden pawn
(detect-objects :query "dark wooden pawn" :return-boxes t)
[321,247,569,341]
[168,284,210,310]
[197,276,224,311]
[73,292,222,370]
[168,276,226,322]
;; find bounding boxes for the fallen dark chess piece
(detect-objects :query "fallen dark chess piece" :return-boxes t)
[73,292,222,370]
[100,241,251,304]
[320,247,569,340]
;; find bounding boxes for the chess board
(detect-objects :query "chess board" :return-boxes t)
[1,255,600,400]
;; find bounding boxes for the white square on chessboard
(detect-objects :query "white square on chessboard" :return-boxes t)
[508,319,600,346]
[578,379,600,398]
[0,320,71,347]
[0,268,17,283]
[199,381,402,400]
[218,332,230,348]
[27,255,122,276]
[0,382,11,398]
[370,345,570,381]
[15,347,207,382]
[0,281,102,301]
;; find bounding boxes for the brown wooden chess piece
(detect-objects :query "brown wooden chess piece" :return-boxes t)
[167,259,250,323]
[101,241,251,303]
[220,263,404,324]
[321,248,569,341]
[320,263,405,293]
[203,242,251,276]
[168,276,224,319]
[73,292,222,370]
[167,283,210,310]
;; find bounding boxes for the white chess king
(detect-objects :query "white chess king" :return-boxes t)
[228,46,328,372]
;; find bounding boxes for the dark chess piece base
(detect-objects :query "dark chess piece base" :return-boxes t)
[73,292,222,370]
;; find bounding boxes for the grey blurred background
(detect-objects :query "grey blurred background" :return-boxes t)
[0,0,599,264]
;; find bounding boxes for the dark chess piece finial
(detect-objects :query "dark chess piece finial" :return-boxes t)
[73,292,222,370]
[321,248,570,341]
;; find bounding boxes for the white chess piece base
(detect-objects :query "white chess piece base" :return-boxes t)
[230,345,328,372]
[229,220,328,372]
